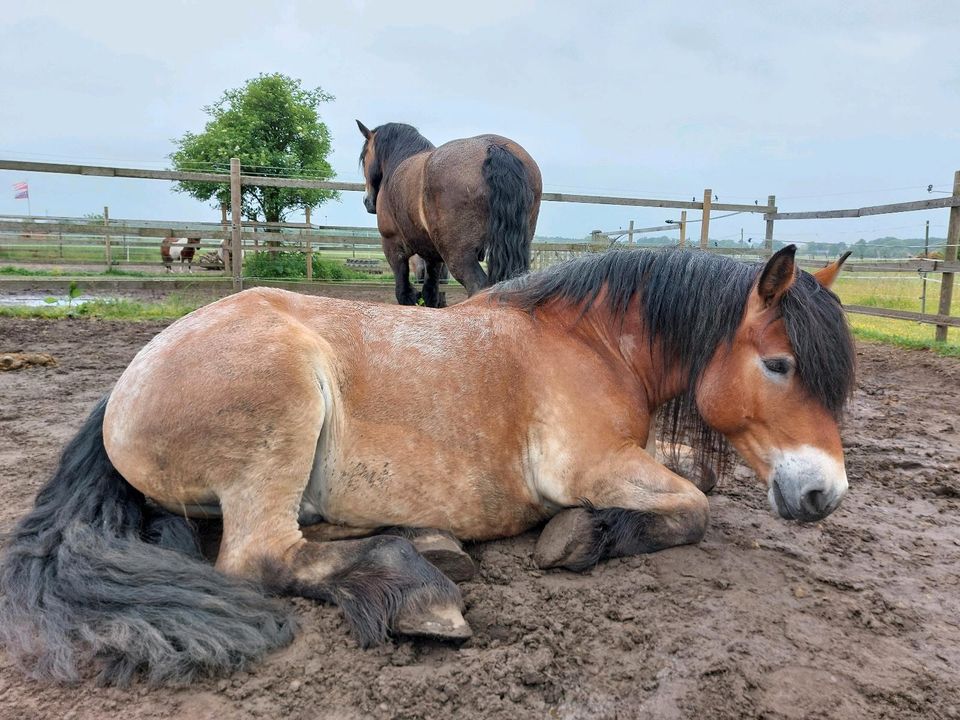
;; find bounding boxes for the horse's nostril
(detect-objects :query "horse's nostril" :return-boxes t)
[803,488,826,515]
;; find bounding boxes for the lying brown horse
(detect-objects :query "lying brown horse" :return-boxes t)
[0,246,854,685]
[357,120,542,307]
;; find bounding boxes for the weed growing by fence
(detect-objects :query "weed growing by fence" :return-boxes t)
[243,251,377,280]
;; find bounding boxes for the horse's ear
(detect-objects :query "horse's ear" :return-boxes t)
[356,120,371,139]
[755,244,797,308]
[813,250,852,289]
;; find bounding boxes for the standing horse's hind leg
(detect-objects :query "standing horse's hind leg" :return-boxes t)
[444,251,489,296]
[533,448,709,571]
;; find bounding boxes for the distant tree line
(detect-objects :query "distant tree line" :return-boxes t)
[534,233,947,260]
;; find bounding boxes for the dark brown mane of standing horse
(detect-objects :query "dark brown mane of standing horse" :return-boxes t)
[357,121,542,307]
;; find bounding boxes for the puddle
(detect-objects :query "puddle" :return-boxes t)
[0,294,104,307]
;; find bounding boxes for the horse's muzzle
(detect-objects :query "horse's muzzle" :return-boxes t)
[363,194,377,214]
[767,447,848,522]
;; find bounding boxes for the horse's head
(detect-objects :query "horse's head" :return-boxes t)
[696,246,855,522]
[356,119,380,214]
[357,121,435,216]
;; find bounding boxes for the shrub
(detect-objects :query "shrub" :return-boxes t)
[242,251,373,280]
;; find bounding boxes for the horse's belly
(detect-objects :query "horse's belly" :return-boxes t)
[315,459,549,541]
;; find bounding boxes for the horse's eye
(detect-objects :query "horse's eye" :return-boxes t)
[763,358,792,375]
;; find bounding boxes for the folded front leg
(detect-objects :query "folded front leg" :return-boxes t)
[534,447,709,571]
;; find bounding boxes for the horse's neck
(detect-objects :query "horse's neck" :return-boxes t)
[381,139,433,180]
[541,300,688,409]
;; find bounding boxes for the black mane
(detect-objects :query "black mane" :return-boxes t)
[359,123,435,189]
[492,249,856,478]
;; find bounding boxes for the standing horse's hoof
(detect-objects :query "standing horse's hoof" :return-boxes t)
[394,602,472,641]
[413,535,477,583]
[534,508,597,570]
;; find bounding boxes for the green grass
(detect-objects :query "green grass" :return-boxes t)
[0,244,162,264]
[0,265,163,278]
[0,296,203,321]
[0,243,388,267]
[833,272,960,356]
[851,326,960,357]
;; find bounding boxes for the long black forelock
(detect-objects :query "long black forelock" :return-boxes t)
[358,123,435,185]
[493,248,856,480]
[779,270,855,418]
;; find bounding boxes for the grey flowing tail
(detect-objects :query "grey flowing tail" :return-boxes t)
[482,144,535,283]
[0,398,295,685]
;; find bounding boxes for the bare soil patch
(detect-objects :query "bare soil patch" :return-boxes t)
[0,310,957,719]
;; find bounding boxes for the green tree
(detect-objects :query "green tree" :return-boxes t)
[170,73,337,222]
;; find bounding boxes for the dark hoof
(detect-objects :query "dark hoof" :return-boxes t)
[534,508,596,570]
[693,464,718,495]
[664,444,717,494]
[414,536,477,583]
[394,603,472,641]
[672,460,717,494]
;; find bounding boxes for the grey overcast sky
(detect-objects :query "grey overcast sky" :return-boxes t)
[1,1,958,248]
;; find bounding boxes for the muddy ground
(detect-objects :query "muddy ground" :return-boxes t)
[0,308,958,720]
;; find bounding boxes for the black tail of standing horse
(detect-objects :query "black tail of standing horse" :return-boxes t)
[482,143,535,283]
[0,397,295,685]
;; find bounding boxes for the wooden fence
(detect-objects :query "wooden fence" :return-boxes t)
[596,172,960,339]
[0,159,957,339]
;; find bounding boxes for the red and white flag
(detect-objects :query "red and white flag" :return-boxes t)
[13,181,28,200]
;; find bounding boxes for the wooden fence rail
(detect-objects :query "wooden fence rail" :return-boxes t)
[1,158,957,340]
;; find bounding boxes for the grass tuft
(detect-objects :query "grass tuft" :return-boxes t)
[0,295,202,321]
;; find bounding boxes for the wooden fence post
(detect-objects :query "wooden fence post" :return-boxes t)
[103,206,111,271]
[305,206,312,225]
[935,170,960,342]
[627,220,634,244]
[305,239,313,280]
[679,210,687,248]
[230,158,243,292]
[220,203,229,274]
[699,189,712,249]
[764,194,776,255]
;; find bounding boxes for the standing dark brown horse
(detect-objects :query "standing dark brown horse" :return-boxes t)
[357,121,542,307]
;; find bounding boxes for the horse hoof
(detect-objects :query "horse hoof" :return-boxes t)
[693,464,718,495]
[394,603,472,641]
[534,508,596,570]
[670,459,717,495]
[414,536,477,583]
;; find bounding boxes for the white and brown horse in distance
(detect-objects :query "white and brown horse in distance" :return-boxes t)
[160,236,201,272]
[357,121,542,307]
[0,246,855,684]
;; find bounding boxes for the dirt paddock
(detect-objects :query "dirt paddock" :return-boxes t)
[0,306,958,719]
